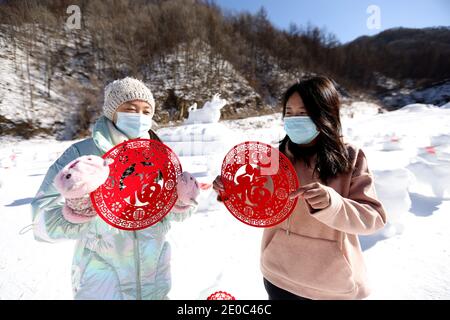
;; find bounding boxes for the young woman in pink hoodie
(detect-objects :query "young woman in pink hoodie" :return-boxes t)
[213,76,387,300]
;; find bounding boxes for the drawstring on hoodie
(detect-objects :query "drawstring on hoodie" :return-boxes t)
[286,216,291,236]
[285,150,298,237]
[18,223,34,235]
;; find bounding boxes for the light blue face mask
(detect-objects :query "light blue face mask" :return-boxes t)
[283,116,320,145]
[115,112,153,139]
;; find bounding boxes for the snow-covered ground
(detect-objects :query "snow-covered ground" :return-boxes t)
[1,103,450,299]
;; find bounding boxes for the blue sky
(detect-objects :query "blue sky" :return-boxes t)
[216,0,450,43]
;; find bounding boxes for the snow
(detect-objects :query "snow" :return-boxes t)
[1,104,450,299]
[0,138,76,299]
[372,168,413,237]
[400,103,436,112]
[340,101,382,120]
[407,159,450,199]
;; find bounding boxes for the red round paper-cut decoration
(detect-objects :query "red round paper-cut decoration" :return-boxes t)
[90,138,182,231]
[219,141,299,228]
[207,291,235,300]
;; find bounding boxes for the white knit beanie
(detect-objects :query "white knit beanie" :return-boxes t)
[103,77,155,121]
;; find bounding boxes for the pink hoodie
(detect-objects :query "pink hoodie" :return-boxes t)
[260,143,387,299]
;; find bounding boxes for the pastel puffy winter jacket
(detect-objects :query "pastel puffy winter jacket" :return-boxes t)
[30,115,197,300]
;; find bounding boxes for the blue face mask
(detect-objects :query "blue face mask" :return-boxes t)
[283,116,320,145]
[115,112,153,139]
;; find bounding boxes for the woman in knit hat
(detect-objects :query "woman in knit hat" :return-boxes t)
[31,77,200,300]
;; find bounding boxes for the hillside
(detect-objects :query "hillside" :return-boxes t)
[0,1,449,139]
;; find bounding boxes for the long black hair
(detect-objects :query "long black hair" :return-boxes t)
[280,76,352,183]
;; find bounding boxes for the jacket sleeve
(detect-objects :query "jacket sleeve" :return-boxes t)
[164,204,198,223]
[30,145,93,243]
[309,149,387,235]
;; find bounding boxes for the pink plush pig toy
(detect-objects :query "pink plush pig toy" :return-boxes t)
[172,171,200,213]
[53,155,112,224]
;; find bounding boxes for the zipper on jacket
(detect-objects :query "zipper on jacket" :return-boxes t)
[133,231,142,300]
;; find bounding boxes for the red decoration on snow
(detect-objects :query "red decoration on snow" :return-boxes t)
[198,182,212,190]
[425,146,436,155]
[207,291,236,300]
[90,139,182,231]
[219,141,299,228]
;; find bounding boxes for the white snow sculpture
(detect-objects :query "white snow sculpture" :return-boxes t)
[184,94,227,124]
[373,168,414,236]
[407,157,450,199]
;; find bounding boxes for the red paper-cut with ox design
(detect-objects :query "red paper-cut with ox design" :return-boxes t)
[219,141,299,227]
[90,139,182,231]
